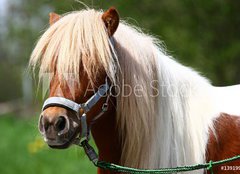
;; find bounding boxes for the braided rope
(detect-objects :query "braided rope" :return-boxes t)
[95,155,240,174]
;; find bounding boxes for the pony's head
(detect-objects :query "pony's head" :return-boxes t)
[31,7,159,168]
[30,8,119,148]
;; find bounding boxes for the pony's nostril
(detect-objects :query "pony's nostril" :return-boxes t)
[44,122,50,132]
[55,116,67,132]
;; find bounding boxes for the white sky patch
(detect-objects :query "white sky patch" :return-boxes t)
[0,0,7,16]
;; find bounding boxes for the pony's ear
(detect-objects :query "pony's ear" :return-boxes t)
[49,12,61,26]
[102,7,119,36]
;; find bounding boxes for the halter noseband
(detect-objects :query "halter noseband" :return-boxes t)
[42,78,111,146]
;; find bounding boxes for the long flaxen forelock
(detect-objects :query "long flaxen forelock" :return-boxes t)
[30,9,217,173]
[29,9,117,85]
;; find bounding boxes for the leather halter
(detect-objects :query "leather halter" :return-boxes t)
[42,78,111,146]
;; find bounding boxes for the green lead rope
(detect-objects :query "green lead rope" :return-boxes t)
[96,156,240,174]
[81,140,240,174]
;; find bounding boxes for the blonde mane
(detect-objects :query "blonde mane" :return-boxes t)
[30,9,218,173]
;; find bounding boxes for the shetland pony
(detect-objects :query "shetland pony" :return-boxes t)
[29,8,240,174]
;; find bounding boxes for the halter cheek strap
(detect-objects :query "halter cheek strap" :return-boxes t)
[42,79,110,144]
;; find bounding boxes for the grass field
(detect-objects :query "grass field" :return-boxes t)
[0,114,96,174]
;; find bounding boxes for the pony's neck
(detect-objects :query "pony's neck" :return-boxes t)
[113,23,213,169]
[91,99,121,174]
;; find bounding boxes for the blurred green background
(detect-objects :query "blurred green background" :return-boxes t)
[0,0,239,174]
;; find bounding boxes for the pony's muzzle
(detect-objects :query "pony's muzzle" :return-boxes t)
[38,107,81,148]
[39,114,70,141]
